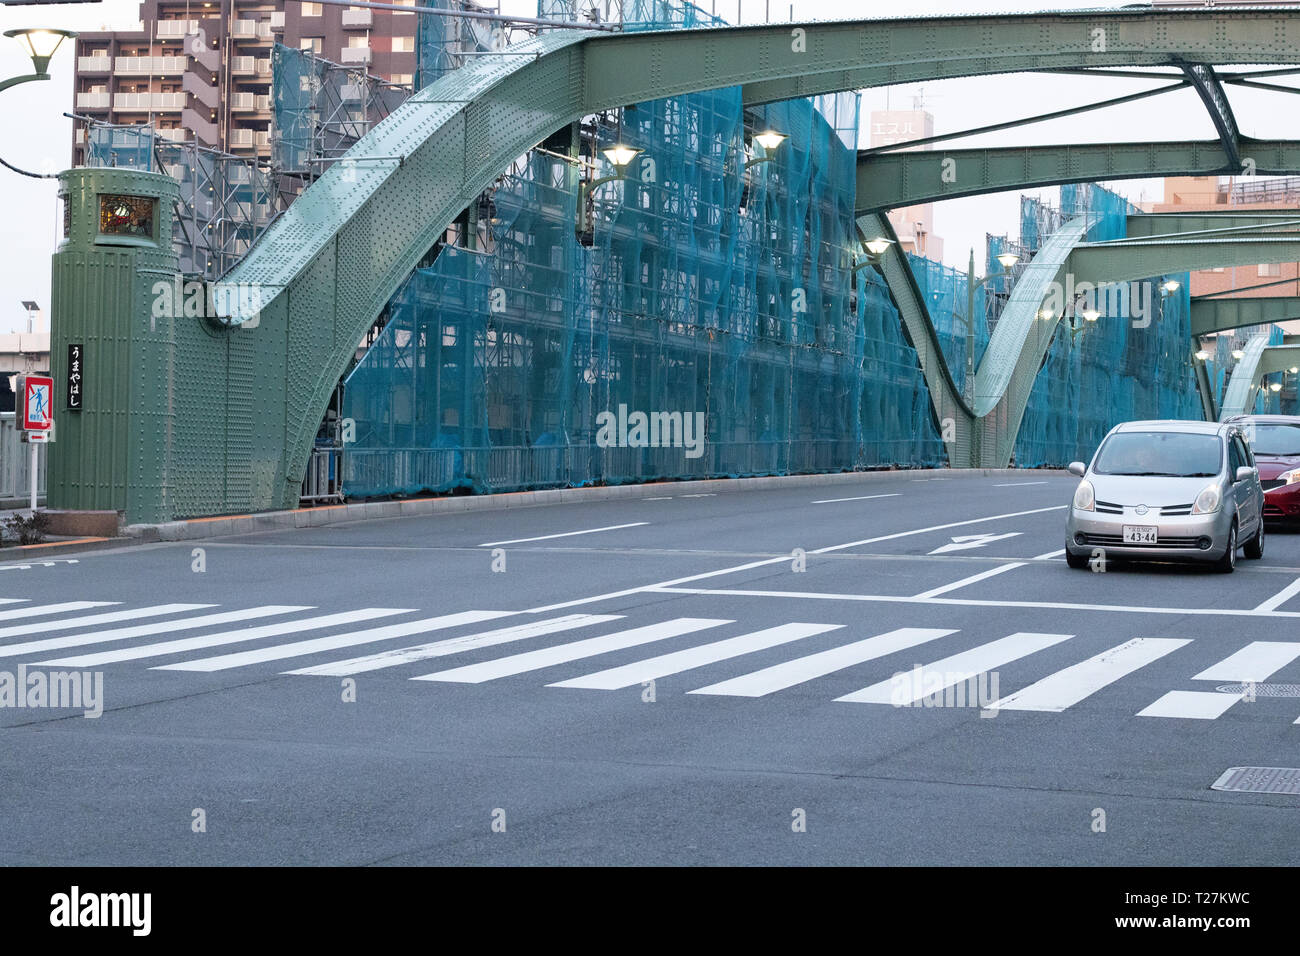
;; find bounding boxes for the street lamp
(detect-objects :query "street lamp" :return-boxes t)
[852,236,895,272]
[745,130,787,170]
[961,248,1020,403]
[1269,381,1283,393]
[1232,349,1246,361]
[2,28,77,179]
[577,143,643,240]
[1195,349,1210,361]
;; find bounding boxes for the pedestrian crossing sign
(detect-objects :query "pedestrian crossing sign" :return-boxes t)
[19,374,54,432]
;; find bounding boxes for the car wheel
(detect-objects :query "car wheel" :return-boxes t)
[1065,550,1089,570]
[1213,522,1237,573]
[1244,519,1265,560]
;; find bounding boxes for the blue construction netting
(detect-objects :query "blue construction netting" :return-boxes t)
[340,3,947,497]
[1012,183,1202,467]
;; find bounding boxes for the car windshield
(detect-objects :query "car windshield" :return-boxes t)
[1247,424,1300,457]
[1093,431,1222,477]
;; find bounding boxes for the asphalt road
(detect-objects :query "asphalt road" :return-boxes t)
[3,473,1300,866]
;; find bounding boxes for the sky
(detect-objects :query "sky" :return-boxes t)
[0,0,1297,332]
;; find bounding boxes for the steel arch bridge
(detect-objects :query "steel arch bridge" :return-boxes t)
[48,8,1300,522]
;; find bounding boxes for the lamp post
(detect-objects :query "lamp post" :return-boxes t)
[2,29,77,179]
[853,235,895,273]
[576,142,643,241]
[963,249,1020,404]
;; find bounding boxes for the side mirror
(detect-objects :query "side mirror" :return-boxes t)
[1235,465,1255,484]
[1068,461,1087,478]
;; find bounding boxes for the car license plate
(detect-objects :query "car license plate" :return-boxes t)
[1122,525,1157,544]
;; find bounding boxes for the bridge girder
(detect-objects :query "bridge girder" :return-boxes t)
[1191,297,1300,336]
[855,139,1300,213]
[1220,342,1300,420]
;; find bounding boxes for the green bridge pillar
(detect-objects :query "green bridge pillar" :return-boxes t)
[49,167,179,525]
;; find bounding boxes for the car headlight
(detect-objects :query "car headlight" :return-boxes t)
[1279,469,1300,486]
[1073,479,1095,512]
[1192,483,1221,515]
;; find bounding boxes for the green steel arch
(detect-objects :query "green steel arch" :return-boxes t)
[1220,340,1300,420]
[855,139,1300,213]
[54,9,1300,520]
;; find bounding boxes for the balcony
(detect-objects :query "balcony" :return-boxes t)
[228,128,255,148]
[269,12,285,30]
[256,58,271,76]
[75,91,111,109]
[230,56,255,74]
[112,92,187,111]
[231,19,257,39]
[340,46,372,66]
[77,55,112,73]
[157,128,190,143]
[342,10,373,28]
[230,92,272,112]
[113,56,187,75]
[156,19,199,38]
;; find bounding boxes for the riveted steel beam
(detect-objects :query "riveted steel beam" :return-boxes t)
[1178,62,1241,168]
[1125,210,1300,238]
[1069,237,1300,286]
[1191,296,1300,336]
[856,139,1300,213]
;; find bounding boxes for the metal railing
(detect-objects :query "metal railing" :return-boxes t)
[300,445,345,503]
[0,413,47,502]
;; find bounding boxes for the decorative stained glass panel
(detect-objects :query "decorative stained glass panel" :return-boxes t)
[99,194,155,237]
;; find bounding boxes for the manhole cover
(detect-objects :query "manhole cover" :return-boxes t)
[1211,767,1300,795]
[1214,682,1300,698]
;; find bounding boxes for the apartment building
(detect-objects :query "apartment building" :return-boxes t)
[71,0,421,164]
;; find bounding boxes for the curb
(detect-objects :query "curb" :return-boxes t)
[120,468,1068,544]
[0,536,117,562]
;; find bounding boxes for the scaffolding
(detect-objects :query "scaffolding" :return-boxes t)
[339,0,951,497]
[81,120,288,278]
[270,44,412,179]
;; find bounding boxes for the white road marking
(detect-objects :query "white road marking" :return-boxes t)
[679,494,716,498]
[837,632,1072,705]
[985,638,1190,712]
[524,505,1068,613]
[929,532,1022,555]
[283,614,620,676]
[812,493,901,504]
[0,601,116,622]
[1031,549,1067,560]
[993,481,1049,487]
[0,606,312,660]
[414,618,731,684]
[0,599,27,604]
[1137,690,1243,720]
[646,586,1300,619]
[152,610,511,672]
[643,496,674,501]
[548,622,842,690]
[479,522,648,548]
[1254,577,1300,612]
[1192,642,1300,682]
[913,563,1027,599]
[689,627,954,698]
[41,608,413,668]
[0,603,213,640]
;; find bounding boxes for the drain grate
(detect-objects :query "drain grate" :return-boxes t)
[1211,767,1300,795]
[1214,682,1300,698]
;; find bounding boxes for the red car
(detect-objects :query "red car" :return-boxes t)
[1227,415,1300,525]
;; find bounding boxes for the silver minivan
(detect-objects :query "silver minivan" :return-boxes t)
[1064,420,1265,572]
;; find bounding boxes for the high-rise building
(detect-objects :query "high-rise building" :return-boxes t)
[70,0,423,165]
[868,107,944,261]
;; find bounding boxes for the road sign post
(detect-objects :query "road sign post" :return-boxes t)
[17,373,54,512]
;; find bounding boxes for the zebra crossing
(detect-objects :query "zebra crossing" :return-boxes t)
[2,598,1300,722]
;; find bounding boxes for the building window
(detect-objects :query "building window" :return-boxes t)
[392,36,415,53]
[302,2,324,15]
[393,0,415,13]
[390,73,414,86]
[299,37,322,53]
[1259,263,1282,278]
[347,35,369,48]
